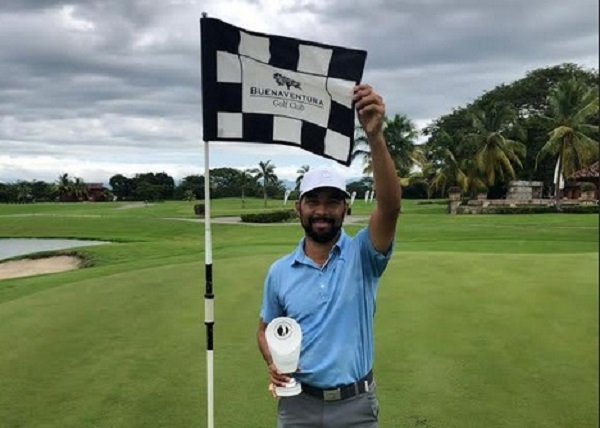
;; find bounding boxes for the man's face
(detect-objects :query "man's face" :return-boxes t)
[296,187,348,244]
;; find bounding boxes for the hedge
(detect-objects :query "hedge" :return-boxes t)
[194,204,205,216]
[240,210,297,223]
[482,206,555,214]
[416,200,447,205]
[560,205,599,214]
[481,205,599,215]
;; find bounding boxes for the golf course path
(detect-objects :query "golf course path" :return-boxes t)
[0,256,81,281]
[162,215,370,226]
[116,202,155,209]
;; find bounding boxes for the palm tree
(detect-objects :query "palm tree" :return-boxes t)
[351,125,372,175]
[239,169,256,209]
[55,173,73,202]
[351,114,421,180]
[401,157,432,197]
[295,165,310,191]
[251,160,278,208]
[384,114,421,178]
[464,104,527,189]
[428,147,469,198]
[72,177,88,201]
[462,158,489,197]
[15,181,33,203]
[536,78,599,208]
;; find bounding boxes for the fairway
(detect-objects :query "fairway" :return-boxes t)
[0,200,598,428]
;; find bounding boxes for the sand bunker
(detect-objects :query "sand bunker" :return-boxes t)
[0,256,81,281]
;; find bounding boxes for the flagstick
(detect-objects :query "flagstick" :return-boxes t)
[204,139,215,428]
[199,12,214,427]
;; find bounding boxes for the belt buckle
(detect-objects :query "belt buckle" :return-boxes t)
[322,388,342,401]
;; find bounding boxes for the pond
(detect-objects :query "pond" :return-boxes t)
[0,239,109,261]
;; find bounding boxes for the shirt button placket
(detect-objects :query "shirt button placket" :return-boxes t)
[318,271,326,300]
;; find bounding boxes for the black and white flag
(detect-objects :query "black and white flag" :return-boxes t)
[200,17,367,166]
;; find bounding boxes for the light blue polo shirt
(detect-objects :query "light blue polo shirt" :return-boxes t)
[260,227,393,388]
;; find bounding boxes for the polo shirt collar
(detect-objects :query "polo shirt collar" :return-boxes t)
[291,229,349,266]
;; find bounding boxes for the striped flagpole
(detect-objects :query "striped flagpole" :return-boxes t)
[204,139,215,428]
[200,12,215,428]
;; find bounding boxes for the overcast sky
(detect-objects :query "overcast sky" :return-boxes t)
[1,0,598,184]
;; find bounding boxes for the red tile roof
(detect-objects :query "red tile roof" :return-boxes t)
[572,161,599,179]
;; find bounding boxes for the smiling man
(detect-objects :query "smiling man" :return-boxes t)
[257,84,401,428]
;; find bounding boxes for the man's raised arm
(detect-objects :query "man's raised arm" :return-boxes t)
[354,84,401,253]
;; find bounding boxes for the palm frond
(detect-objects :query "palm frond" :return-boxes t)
[579,123,599,135]
[535,138,561,169]
[496,150,517,180]
[547,126,574,143]
[574,131,600,152]
[571,98,600,125]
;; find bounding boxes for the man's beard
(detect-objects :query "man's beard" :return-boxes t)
[300,213,345,244]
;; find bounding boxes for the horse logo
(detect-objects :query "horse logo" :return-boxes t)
[273,73,302,90]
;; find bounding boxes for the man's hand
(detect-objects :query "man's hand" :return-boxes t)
[267,363,301,399]
[268,363,292,388]
[354,84,385,138]
[268,382,278,399]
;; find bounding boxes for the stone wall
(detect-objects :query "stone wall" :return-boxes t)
[506,181,544,200]
[452,198,598,214]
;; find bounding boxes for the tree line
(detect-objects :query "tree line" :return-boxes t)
[0,167,288,206]
[0,173,93,204]
[350,63,598,203]
[419,63,598,203]
[2,63,597,205]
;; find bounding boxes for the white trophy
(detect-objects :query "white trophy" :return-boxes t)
[266,317,303,397]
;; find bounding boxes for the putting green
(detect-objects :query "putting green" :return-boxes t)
[0,200,597,427]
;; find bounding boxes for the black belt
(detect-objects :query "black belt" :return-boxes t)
[301,370,373,401]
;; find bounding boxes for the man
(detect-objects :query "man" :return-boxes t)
[257,84,400,427]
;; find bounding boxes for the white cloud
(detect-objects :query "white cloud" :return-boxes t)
[59,5,95,32]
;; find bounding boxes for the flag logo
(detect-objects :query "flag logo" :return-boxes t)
[273,73,302,90]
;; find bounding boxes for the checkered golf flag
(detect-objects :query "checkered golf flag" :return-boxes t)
[200,17,367,166]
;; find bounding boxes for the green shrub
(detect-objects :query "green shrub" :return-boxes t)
[417,200,447,205]
[560,205,599,214]
[194,204,205,216]
[581,183,595,192]
[482,206,556,214]
[481,205,599,215]
[241,210,297,223]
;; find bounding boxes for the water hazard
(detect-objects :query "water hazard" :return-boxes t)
[0,238,109,261]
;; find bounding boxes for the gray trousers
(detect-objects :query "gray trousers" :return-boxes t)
[277,383,379,428]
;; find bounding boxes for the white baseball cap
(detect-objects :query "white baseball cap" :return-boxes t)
[299,167,350,198]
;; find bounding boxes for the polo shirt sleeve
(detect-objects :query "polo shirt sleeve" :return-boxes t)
[259,265,284,323]
[356,226,394,278]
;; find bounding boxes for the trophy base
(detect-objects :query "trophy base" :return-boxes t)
[275,379,302,397]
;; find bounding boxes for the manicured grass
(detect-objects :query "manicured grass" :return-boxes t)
[0,198,298,219]
[0,199,597,427]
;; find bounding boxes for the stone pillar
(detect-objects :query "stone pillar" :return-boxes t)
[448,192,461,215]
